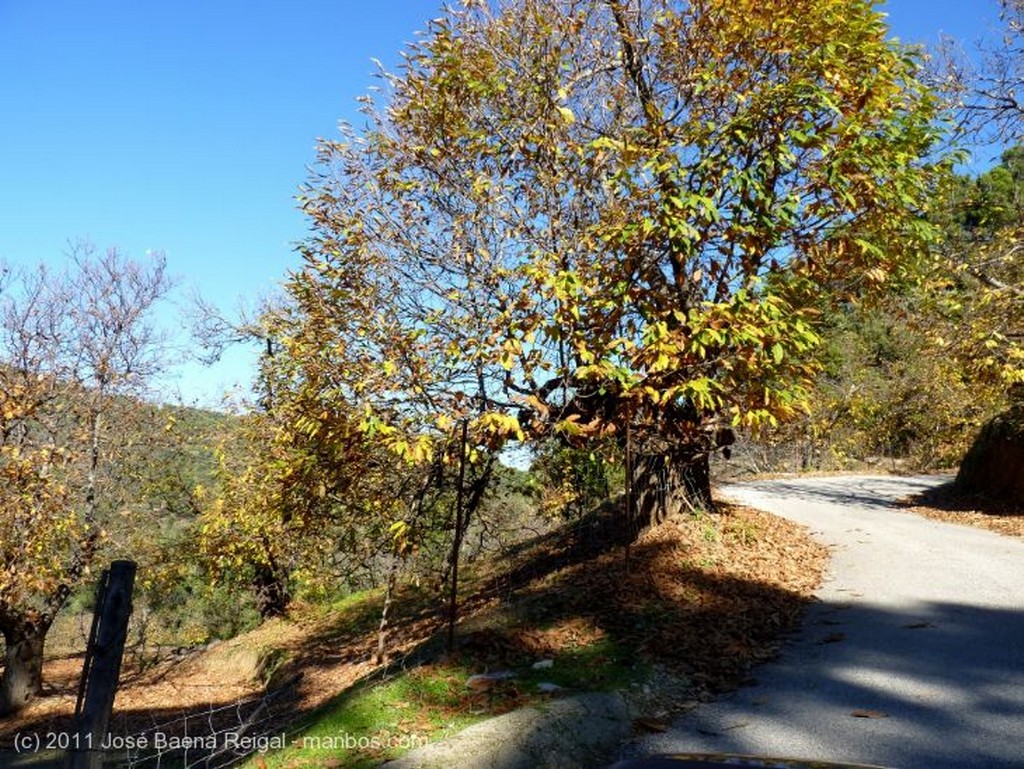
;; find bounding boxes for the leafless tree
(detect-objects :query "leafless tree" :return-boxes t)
[0,244,173,714]
[937,0,1024,143]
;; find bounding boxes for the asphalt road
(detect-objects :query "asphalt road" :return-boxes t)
[623,474,1024,769]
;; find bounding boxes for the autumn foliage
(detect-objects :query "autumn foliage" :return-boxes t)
[288,0,946,527]
[0,248,171,714]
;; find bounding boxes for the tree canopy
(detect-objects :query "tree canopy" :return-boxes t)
[287,0,947,523]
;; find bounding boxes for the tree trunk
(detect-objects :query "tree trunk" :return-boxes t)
[631,447,714,530]
[375,555,401,665]
[252,562,289,619]
[0,620,48,715]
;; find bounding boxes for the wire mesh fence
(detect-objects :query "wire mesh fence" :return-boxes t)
[0,676,305,769]
[101,677,302,769]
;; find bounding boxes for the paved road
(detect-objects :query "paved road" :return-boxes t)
[622,475,1024,769]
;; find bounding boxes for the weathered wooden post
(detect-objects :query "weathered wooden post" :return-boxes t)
[67,560,137,769]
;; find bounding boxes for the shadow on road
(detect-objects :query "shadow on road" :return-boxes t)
[902,480,1024,517]
[724,476,948,511]
[635,596,1024,769]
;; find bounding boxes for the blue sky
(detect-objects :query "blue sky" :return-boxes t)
[0,1,1008,407]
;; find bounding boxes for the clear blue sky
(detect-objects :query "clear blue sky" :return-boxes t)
[0,1,1007,407]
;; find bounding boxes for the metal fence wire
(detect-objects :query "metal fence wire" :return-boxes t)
[99,676,301,769]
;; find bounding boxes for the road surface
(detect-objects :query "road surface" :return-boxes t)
[622,474,1024,769]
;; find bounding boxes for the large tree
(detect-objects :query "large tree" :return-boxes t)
[0,246,171,714]
[292,0,944,525]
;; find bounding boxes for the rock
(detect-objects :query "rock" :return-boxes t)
[466,670,517,691]
[532,659,554,670]
[955,402,1024,505]
[536,682,564,693]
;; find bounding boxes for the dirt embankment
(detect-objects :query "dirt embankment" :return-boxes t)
[1,499,829,747]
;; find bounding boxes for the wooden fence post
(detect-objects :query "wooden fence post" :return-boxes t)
[67,560,137,769]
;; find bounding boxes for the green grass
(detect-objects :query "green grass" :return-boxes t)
[249,666,484,768]
[235,502,657,768]
[245,633,645,769]
[515,636,644,691]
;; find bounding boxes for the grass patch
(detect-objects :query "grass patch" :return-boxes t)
[253,668,482,768]
[247,631,644,768]
[517,635,643,691]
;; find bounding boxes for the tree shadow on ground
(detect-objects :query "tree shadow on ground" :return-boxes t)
[723,475,946,512]
[902,478,1024,516]
[630,598,1024,769]
[0,499,823,768]
[459,504,822,696]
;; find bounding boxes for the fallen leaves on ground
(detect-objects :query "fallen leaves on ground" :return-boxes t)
[900,482,1024,540]
[5,497,828,745]
[476,500,829,697]
[819,632,847,644]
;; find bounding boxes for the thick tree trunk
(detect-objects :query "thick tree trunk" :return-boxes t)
[631,448,714,529]
[0,620,48,716]
[252,563,289,620]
